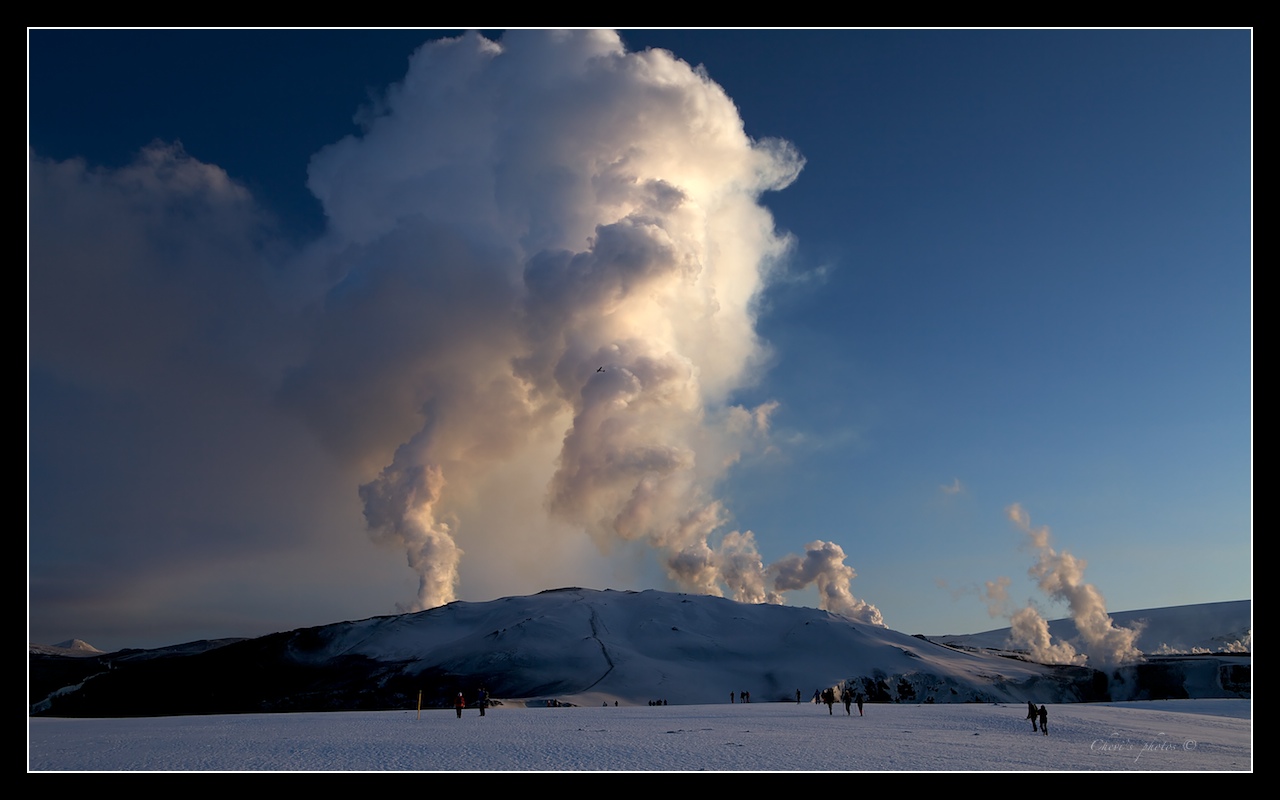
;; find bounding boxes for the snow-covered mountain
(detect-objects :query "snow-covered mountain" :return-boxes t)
[29,588,1250,717]
[28,639,105,657]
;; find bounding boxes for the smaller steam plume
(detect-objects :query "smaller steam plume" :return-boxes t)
[771,541,885,625]
[1004,504,1143,667]
[1009,606,1084,665]
[360,432,463,612]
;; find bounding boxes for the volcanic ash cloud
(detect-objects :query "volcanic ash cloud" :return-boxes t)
[284,30,881,623]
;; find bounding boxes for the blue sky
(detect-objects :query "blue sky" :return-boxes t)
[28,30,1251,652]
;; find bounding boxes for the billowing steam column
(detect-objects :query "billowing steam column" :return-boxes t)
[297,30,881,624]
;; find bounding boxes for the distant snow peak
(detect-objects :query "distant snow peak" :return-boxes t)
[29,639,104,657]
[55,639,97,651]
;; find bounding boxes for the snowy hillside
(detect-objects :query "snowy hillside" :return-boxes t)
[306,587,1059,706]
[29,589,1250,717]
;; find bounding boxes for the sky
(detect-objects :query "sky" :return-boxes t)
[27,29,1252,653]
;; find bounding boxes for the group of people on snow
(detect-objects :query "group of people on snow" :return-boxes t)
[816,686,864,716]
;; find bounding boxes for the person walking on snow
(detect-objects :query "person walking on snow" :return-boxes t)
[455,692,466,719]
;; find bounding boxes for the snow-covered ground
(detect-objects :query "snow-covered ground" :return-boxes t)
[29,698,1249,771]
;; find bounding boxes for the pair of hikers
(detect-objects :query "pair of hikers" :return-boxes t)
[454,689,488,718]
[1026,701,1048,735]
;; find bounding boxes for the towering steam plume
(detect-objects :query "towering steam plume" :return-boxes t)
[1006,504,1142,667]
[284,31,881,622]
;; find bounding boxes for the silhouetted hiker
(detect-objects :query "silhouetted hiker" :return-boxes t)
[822,687,835,715]
[856,694,864,716]
[841,687,853,715]
[477,688,488,716]
[796,689,802,704]
[455,692,465,719]
[1027,700,1038,732]
[1039,705,1048,736]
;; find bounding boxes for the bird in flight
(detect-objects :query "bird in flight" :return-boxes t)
[596,366,606,372]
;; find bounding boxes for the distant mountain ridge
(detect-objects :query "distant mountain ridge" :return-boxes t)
[930,599,1251,655]
[29,589,1250,717]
